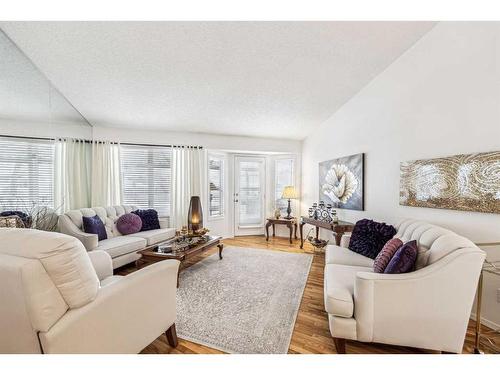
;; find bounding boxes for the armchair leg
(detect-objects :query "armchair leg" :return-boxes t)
[333,338,346,354]
[165,323,178,347]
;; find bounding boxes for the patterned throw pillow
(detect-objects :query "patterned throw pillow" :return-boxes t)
[131,209,161,231]
[348,219,397,259]
[384,240,418,274]
[82,215,108,241]
[373,238,403,273]
[116,213,143,235]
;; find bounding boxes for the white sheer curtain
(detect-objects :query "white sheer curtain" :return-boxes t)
[54,138,122,211]
[54,138,91,212]
[91,140,122,207]
[171,146,204,228]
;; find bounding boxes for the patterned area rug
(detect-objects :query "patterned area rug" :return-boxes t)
[176,246,313,354]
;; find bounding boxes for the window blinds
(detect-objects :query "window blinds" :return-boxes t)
[0,137,55,210]
[208,156,224,217]
[120,144,172,217]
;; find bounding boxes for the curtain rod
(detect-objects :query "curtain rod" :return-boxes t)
[0,134,203,149]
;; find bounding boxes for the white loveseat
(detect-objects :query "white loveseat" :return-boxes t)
[324,219,485,354]
[58,205,176,269]
[0,228,179,353]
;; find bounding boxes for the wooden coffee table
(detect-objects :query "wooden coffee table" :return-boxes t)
[137,235,223,287]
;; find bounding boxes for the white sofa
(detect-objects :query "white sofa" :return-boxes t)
[0,228,179,354]
[58,205,176,269]
[324,219,485,354]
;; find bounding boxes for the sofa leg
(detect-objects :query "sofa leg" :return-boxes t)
[165,323,178,347]
[333,338,346,354]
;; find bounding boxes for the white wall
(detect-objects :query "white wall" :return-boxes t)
[301,22,500,328]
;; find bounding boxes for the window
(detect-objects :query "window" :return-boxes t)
[0,137,54,210]
[120,144,172,218]
[275,157,295,214]
[208,154,224,218]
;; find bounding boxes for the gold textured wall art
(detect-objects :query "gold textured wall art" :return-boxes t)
[400,151,500,213]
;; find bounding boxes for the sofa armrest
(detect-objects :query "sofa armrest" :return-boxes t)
[354,248,485,352]
[39,260,180,353]
[58,215,98,251]
[87,250,113,281]
[339,233,351,248]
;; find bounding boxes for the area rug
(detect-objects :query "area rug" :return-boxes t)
[176,246,313,354]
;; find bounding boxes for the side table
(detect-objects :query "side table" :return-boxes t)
[299,216,354,248]
[265,217,298,244]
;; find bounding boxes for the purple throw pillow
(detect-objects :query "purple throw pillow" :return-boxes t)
[384,240,418,274]
[348,219,397,259]
[116,213,142,235]
[82,215,107,241]
[131,209,160,231]
[373,238,403,273]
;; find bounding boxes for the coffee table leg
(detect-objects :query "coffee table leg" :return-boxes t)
[218,243,224,259]
[176,262,183,288]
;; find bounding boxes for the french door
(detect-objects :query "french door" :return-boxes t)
[234,156,266,236]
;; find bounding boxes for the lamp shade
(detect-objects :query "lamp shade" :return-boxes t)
[281,186,299,199]
[188,196,203,232]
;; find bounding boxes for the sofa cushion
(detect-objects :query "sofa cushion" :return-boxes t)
[385,240,418,274]
[324,264,373,317]
[373,238,403,273]
[0,228,99,309]
[325,245,374,268]
[349,219,397,259]
[116,213,142,235]
[129,228,176,246]
[82,215,107,241]
[132,209,160,231]
[95,236,147,259]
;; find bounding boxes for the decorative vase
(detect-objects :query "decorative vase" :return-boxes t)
[274,209,281,219]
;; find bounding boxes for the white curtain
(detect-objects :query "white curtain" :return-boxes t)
[91,140,122,207]
[54,138,91,212]
[171,147,204,228]
[54,138,122,212]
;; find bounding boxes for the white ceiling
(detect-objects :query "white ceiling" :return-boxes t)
[0,22,435,140]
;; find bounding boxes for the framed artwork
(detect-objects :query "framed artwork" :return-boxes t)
[319,153,364,211]
[400,151,500,214]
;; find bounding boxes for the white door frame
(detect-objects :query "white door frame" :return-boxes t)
[233,155,266,236]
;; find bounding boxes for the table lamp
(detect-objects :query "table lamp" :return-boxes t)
[281,186,299,219]
[188,196,203,232]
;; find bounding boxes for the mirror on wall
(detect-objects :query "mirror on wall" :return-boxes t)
[0,28,91,132]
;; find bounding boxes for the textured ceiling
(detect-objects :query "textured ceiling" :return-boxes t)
[0,21,435,140]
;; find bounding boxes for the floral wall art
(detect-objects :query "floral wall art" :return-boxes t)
[400,151,500,213]
[319,153,364,211]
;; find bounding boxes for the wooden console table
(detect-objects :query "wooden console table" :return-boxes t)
[299,216,354,248]
[265,217,298,244]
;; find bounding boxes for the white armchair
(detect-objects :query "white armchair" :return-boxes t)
[324,219,485,353]
[0,228,179,354]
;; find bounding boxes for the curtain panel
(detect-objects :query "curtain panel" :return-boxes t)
[91,141,122,207]
[54,138,91,212]
[54,138,121,211]
[171,147,204,228]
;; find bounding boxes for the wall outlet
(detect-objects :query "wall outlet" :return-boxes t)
[497,288,500,303]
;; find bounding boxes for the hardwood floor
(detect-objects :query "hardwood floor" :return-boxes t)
[118,235,498,354]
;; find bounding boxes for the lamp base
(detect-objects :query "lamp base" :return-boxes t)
[285,199,293,220]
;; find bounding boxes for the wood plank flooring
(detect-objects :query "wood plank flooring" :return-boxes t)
[117,235,498,354]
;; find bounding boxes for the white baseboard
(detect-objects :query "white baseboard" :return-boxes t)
[470,313,500,331]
